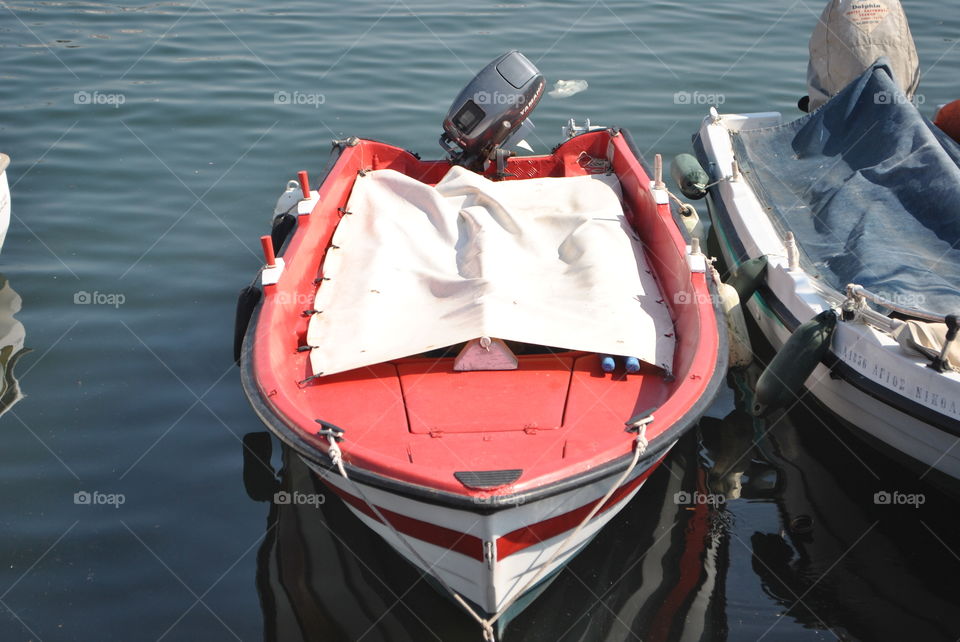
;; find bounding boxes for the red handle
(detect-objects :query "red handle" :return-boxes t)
[298,170,310,199]
[260,235,276,268]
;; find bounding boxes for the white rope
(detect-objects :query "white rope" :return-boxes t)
[323,435,495,639]
[323,421,651,641]
[663,187,699,219]
[486,422,650,627]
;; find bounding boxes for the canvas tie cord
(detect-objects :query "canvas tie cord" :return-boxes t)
[323,419,650,641]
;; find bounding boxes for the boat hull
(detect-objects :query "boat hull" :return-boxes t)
[304,445,670,616]
[0,153,10,251]
[696,114,960,492]
[239,129,728,622]
[751,301,960,490]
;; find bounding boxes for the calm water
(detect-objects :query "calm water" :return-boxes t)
[2,1,959,640]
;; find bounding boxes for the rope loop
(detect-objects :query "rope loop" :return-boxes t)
[635,423,648,456]
[481,623,495,642]
[841,283,868,322]
[325,435,343,469]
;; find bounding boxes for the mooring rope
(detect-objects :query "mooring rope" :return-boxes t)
[482,421,649,631]
[323,419,650,641]
[323,435,496,639]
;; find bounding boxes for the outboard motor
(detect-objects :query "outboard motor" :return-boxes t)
[440,51,545,171]
[805,0,919,112]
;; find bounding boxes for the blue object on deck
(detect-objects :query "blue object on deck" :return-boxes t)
[600,355,616,372]
[730,60,960,316]
[625,357,640,373]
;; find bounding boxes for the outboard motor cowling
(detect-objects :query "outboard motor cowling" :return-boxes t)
[806,0,919,111]
[440,51,545,171]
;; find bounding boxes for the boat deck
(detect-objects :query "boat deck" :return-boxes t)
[297,352,668,481]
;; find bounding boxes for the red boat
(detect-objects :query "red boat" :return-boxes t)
[236,52,726,637]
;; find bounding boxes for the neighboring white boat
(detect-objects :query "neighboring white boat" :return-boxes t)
[0,153,10,250]
[692,62,960,495]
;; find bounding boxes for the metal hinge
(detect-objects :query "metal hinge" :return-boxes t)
[483,541,495,570]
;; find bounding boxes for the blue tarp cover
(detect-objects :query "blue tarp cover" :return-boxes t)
[732,60,960,316]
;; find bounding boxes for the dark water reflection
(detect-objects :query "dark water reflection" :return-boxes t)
[245,368,960,641]
[740,397,960,639]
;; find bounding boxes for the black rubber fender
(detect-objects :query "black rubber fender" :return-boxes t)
[727,256,769,302]
[753,309,837,416]
[671,153,709,200]
[234,285,262,365]
[270,213,297,255]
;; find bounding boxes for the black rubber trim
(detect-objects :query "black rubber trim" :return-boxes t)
[239,136,730,513]
[233,285,262,365]
[696,135,960,440]
[617,128,655,184]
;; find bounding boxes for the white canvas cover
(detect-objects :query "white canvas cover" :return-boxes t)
[307,166,675,376]
[807,0,919,111]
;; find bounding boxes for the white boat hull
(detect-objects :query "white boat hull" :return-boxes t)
[753,302,960,480]
[697,112,960,487]
[303,445,672,616]
[0,153,10,251]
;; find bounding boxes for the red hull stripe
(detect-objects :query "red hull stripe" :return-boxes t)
[496,456,665,560]
[322,456,665,563]
[648,467,710,642]
[323,482,485,560]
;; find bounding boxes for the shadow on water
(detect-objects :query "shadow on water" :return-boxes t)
[0,274,30,417]
[240,366,960,642]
